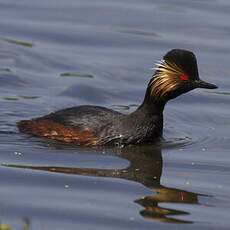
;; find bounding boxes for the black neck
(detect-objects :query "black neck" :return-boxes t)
[138,82,166,115]
[129,82,165,127]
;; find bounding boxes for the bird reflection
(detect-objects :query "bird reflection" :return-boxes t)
[3,144,205,223]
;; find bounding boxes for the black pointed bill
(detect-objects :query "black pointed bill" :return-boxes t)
[194,80,218,89]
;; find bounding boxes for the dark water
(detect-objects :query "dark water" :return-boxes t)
[0,0,230,229]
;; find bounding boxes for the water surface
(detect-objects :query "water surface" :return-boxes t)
[0,0,230,229]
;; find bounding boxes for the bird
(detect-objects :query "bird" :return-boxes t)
[17,49,218,147]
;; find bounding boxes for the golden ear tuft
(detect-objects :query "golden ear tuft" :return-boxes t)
[150,60,184,99]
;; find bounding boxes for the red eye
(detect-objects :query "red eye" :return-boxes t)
[180,74,188,80]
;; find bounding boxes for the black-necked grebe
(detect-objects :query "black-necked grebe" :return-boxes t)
[18,49,218,146]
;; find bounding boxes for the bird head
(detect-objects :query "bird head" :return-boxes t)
[149,49,218,102]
